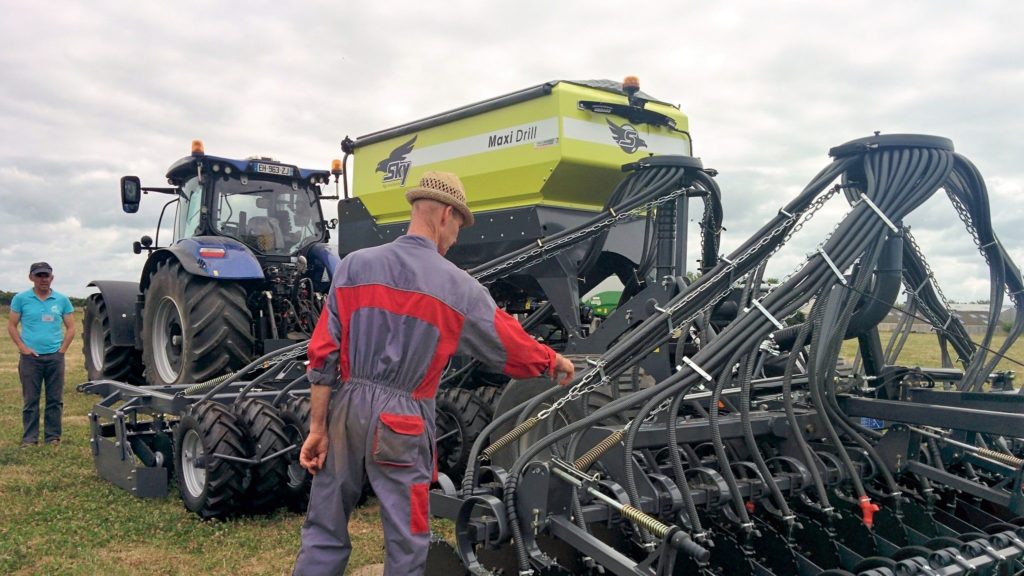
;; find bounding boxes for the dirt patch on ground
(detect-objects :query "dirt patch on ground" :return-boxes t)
[64,414,88,426]
[349,564,386,576]
[106,544,193,570]
[0,464,35,486]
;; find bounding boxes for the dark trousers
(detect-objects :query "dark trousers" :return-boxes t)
[19,352,65,444]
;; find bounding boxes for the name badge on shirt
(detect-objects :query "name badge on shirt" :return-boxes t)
[41,314,55,322]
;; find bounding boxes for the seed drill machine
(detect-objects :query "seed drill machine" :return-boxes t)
[81,78,1024,575]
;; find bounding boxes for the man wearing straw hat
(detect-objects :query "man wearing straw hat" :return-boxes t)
[294,171,575,575]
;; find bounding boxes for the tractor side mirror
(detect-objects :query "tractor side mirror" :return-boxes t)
[121,176,142,213]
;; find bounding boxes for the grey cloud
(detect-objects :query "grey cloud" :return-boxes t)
[0,1,1021,300]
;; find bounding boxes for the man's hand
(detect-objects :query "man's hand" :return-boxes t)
[19,345,38,357]
[553,353,575,386]
[299,431,329,474]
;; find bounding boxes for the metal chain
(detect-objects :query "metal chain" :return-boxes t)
[781,184,843,245]
[537,359,608,419]
[905,229,955,313]
[766,199,852,301]
[947,191,1024,306]
[474,185,697,284]
[258,342,310,369]
[946,191,984,259]
[902,285,947,335]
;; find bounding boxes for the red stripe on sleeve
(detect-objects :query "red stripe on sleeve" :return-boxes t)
[493,309,556,379]
[307,295,339,374]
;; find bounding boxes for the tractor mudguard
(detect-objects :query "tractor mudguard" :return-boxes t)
[306,243,342,287]
[86,280,140,347]
[140,237,264,291]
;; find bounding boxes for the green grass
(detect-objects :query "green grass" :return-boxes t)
[840,330,1024,374]
[0,310,387,575]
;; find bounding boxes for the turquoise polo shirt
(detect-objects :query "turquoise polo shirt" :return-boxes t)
[10,289,74,355]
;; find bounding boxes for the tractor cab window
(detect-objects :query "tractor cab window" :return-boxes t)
[174,179,204,241]
[213,176,323,255]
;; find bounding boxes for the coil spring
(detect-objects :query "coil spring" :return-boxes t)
[182,372,235,396]
[574,429,625,471]
[975,447,1024,468]
[480,416,539,461]
[620,504,670,538]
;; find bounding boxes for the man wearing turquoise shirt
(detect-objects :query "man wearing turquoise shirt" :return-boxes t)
[7,262,75,447]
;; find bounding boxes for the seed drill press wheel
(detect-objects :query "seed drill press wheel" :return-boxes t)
[234,398,290,512]
[173,401,247,518]
[278,395,314,512]
[435,387,492,481]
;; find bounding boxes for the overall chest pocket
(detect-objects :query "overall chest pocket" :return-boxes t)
[373,412,425,467]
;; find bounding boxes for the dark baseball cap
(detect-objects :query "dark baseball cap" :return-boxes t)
[30,262,53,276]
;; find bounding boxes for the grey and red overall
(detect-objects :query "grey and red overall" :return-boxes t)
[293,234,558,576]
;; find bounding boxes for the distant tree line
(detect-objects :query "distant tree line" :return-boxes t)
[1,289,89,308]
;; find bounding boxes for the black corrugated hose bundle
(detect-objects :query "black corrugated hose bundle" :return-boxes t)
[488,135,1024,573]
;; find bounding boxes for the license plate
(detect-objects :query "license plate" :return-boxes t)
[254,163,294,177]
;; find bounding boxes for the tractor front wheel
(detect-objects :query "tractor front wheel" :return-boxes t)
[142,260,253,386]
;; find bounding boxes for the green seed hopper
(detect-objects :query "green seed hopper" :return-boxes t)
[338,78,693,266]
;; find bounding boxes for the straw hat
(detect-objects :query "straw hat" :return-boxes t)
[405,171,474,228]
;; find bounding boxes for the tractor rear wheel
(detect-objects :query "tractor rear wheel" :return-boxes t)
[83,294,143,383]
[173,401,246,518]
[234,398,290,512]
[142,260,253,387]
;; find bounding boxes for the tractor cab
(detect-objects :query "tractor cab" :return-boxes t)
[93,141,344,390]
[122,141,336,257]
[204,167,324,256]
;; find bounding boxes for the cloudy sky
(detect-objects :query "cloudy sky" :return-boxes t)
[1,1,1021,302]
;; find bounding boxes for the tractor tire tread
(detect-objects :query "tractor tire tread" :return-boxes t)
[174,401,246,519]
[235,398,290,512]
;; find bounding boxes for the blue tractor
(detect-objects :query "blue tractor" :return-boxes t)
[84,141,342,387]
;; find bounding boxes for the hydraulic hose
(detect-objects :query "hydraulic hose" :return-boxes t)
[666,387,705,536]
[737,350,794,524]
[780,322,832,509]
[843,234,905,338]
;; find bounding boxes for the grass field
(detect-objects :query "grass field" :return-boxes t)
[839,329,1024,374]
[1,310,1020,574]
